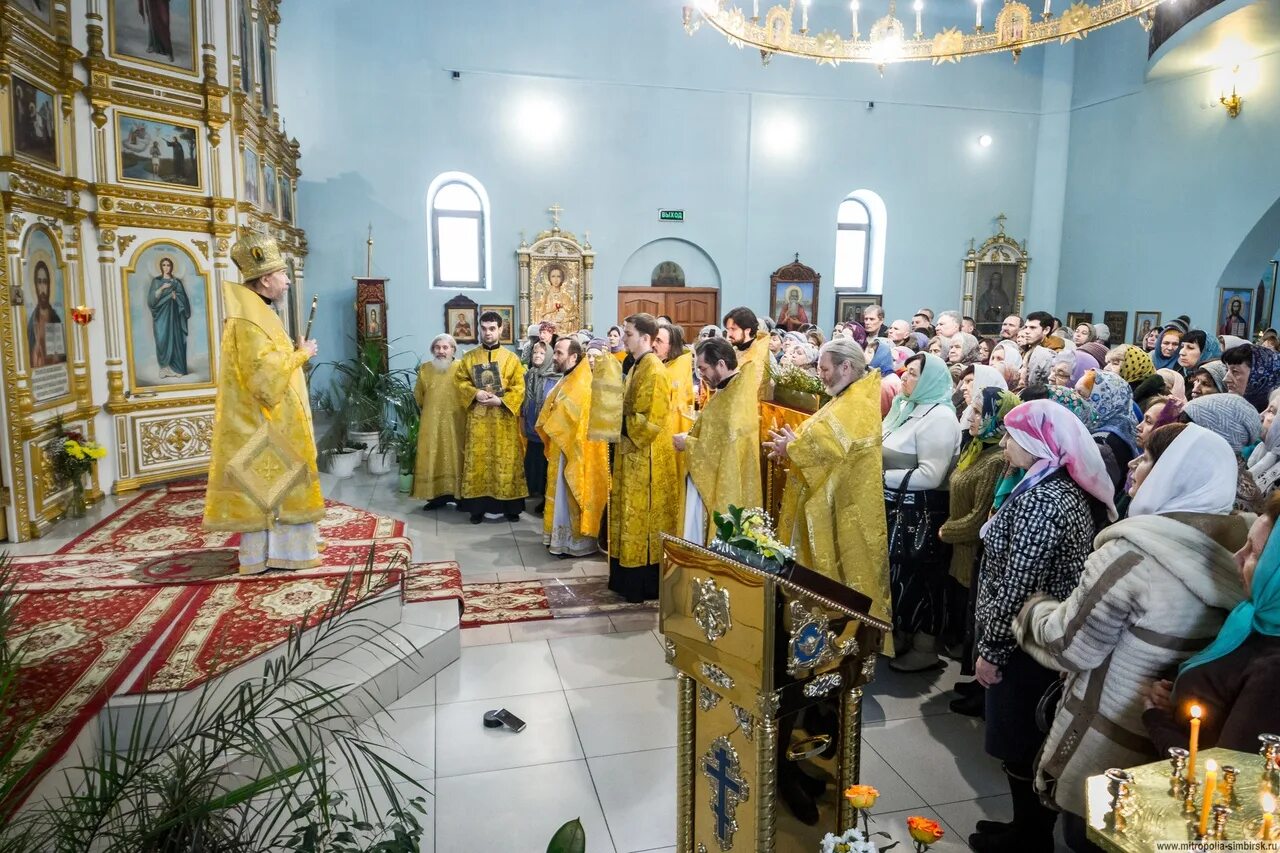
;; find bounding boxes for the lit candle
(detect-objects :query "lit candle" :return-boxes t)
[802,0,810,31]
[913,0,923,35]
[1198,760,1218,837]
[851,0,860,36]
[1188,705,1203,780]
[975,0,982,28]
[1264,793,1277,840]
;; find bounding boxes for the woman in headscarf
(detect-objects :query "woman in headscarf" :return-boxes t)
[947,332,981,369]
[866,338,902,416]
[1142,491,1280,761]
[927,335,951,359]
[1221,334,1250,352]
[1152,327,1184,371]
[1156,367,1187,402]
[1073,322,1096,346]
[1086,370,1140,499]
[1182,392,1264,513]
[1012,422,1245,853]
[942,387,1020,718]
[1071,351,1099,387]
[1247,389,1280,498]
[520,339,561,513]
[1141,327,1160,354]
[1023,344,1055,389]
[1048,350,1076,388]
[1137,395,1184,449]
[1177,329,1222,376]
[970,400,1116,853]
[884,353,961,672]
[1112,344,1165,410]
[1191,361,1228,399]
[606,325,627,361]
[806,327,827,349]
[1078,340,1110,369]
[1223,342,1280,412]
[958,364,1009,430]
[1041,384,1096,426]
[838,321,867,347]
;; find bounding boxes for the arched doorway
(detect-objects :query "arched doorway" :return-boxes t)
[1216,194,1280,333]
[617,238,722,341]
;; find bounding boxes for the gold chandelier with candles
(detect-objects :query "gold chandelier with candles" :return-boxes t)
[682,0,1167,68]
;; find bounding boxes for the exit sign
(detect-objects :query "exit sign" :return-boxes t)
[659,209,684,222]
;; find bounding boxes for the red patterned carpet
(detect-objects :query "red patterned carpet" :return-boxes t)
[3,585,197,808]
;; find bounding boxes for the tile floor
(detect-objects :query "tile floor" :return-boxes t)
[25,469,1076,852]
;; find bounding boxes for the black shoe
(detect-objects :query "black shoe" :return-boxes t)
[949,691,986,718]
[533,501,545,515]
[424,497,449,511]
[779,774,820,826]
[469,514,483,524]
[504,512,521,521]
[974,820,1014,835]
[954,680,983,697]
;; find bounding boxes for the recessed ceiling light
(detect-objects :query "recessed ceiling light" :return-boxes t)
[978,134,993,147]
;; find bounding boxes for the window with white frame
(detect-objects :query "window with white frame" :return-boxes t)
[833,189,886,295]
[428,172,490,290]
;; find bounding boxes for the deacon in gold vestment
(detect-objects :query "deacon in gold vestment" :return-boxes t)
[608,313,678,602]
[536,338,608,556]
[767,338,894,650]
[453,311,528,523]
[655,322,695,520]
[204,233,324,575]
[723,305,773,396]
[674,337,762,545]
[412,333,466,509]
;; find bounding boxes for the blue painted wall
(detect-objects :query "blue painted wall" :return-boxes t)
[277,0,1049,371]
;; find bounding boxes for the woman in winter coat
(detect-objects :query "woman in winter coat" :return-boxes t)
[1012,422,1246,853]
[971,400,1117,853]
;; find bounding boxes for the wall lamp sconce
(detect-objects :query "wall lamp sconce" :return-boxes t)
[1219,65,1243,118]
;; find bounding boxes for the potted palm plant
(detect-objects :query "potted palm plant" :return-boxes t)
[313,340,415,477]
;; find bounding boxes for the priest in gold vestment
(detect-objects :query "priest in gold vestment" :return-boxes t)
[723,305,772,396]
[655,322,694,520]
[766,338,893,649]
[674,337,762,545]
[537,338,607,556]
[204,233,324,575]
[453,311,528,523]
[413,333,466,509]
[608,313,677,602]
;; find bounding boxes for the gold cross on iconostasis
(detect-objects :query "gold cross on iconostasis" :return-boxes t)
[995,212,1008,235]
[547,203,564,228]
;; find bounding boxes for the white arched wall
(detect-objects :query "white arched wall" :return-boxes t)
[618,237,722,289]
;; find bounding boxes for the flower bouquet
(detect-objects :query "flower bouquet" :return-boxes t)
[45,422,106,519]
[709,505,794,574]
[819,785,946,852]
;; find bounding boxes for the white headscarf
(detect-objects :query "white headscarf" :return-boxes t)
[959,364,1009,429]
[992,339,1023,371]
[1129,423,1237,517]
[1248,389,1280,496]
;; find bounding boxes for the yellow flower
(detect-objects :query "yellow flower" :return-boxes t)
[843,784,879,810]
[87,445,107,460]
[906,816,945,846]
[64,440,85,460]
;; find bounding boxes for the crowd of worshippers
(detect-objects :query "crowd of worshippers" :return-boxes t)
[409,303,1280,853]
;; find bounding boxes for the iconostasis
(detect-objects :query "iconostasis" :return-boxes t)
[0,0,306,540]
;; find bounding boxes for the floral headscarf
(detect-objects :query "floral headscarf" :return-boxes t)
[956,387,1019,472]
[1118,345,1156,385]
[883,353,955,434]
[980,399,1119,538]
[1045,385,1096,426]
[1087,369,1139,455]
[1243,344,1280,412]
[959,364,1009,430]
[1026,345,1056,387]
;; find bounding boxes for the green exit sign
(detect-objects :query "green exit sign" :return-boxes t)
[659,209,685,222]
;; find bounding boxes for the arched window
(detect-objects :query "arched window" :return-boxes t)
[833,189,886,295]
[427,172,490,290]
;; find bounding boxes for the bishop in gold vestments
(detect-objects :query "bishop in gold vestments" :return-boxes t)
[679,338,763,544]
[608,316,677,602]
[453,314,528,522]
[205,234,324,575]
[412,333,466,508]
[773,354,893,648]
[537,340,607,556]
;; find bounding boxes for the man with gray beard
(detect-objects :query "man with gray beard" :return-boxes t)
[413,333,467,510]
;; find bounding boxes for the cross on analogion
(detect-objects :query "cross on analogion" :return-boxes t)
[702,738,748,849]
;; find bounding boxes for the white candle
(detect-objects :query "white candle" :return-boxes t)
[914,0,923,34]
[753,0,759,18]
[1043,0,1050,15]
[975,0,982,27]
[851,0,859,36]
[802,0,810,30]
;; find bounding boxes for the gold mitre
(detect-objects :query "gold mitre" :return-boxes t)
[230,232,287,281]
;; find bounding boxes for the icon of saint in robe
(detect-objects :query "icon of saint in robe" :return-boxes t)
[148,256,191,378]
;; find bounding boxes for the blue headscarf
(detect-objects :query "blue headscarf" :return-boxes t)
[1087,370,1139,456]
[1151,327,1183,371]
[1179,520,1280,677]
[868,341,895,377]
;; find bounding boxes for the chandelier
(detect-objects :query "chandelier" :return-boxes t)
[682,0,1167,68]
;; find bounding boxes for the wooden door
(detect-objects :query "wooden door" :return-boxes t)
[617,287,720,343]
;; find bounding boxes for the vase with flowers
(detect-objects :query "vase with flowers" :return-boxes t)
[709,505,794,574]
[45,421,107,519]
[819,784,946,852]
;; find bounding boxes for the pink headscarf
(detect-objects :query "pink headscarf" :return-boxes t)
[981,399,1118,538]
[1156,368,1187,402]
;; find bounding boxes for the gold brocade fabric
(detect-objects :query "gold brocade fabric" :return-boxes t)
[685,365,763,539]
[536,359,608,538]
[738,334,774,399]
[411,361,465,500]
[665,351,696,520]
[588,354,624,443]
[204,282,324,532]
[776,372,894,648]
[608,352,678,568]
[453,346,528,501]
